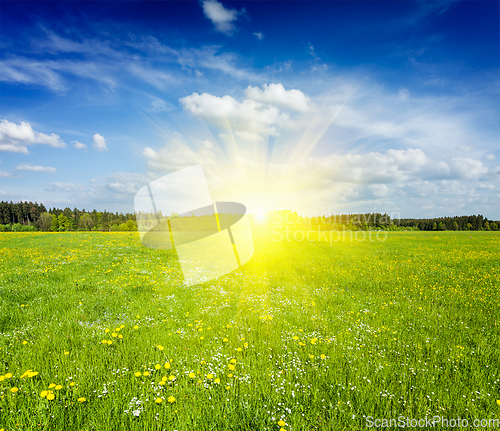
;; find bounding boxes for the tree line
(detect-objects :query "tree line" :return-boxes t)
[0,201,137,232]
[0,201,498,232]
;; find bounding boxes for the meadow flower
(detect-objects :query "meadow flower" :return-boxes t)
[278,420,286,427]
[55,385,63,390]
[40,391,48,397]
[164,362,171,369]
[70,382,75,387]
[214,378,220,384]
[143,372,150,376]
[155,364,161,370]
[78,397,86,402]
[189,372,195,378]
[4,373,12,378]
[11,387,18,393]
[228,364,235,371]
[135,372,142,377]
[168,375,175,381]
[47,393,55,400]
[207,374,213,379]
[155,398,162,404]
[157,345,164,351]
[48,383,56,388]
[168,396,175,403]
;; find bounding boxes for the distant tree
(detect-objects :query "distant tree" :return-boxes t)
[37,213,53,231]
[467,223,473,230]
[51,214,59,231]
[484,221,490,231]
[78,213,94,231]
[453,221,458,231]
[57,214,70,231]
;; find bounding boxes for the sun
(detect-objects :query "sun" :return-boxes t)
[255,212,266,221]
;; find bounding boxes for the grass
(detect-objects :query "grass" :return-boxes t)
[0,229,499,430]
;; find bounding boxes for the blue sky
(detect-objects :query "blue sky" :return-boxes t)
[0,0,499,218]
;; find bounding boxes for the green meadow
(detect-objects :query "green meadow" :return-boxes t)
[0,230,499,430]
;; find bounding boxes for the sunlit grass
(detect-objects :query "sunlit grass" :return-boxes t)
[0,231,499,430]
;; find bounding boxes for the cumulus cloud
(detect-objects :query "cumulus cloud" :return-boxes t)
[0,119,66,153]
[16,163,56,173]
[253,32,264,40]
[92,134,108,152]
[486,154,496,160]
[202,0,243,35]
[245,83,313,112]
[73,140,87,150]
[0,170,12,178]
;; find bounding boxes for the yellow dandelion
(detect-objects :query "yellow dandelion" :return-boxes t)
[320,354,326,359]
[11,387,19,393]
[135,372,142,377]
[278,420,286,427]
[164,362,171,369]
[155,364,161,370]
[107,340,112,345]
[70,382,75,387]
[228,364,235,371]
[292,336,299,340]
[55,385,63,390]
[207,374,213,379]
[78,397,86,403]
[157,345,164,351]
[237,348,242,352]
[105,329,110,333]
[134,325,139,330]
[118,334,123,339]
[111,333,117,338]
[101,340,107,344]
[497,400,500,406]
[159,381,166,386]
[40,390,48,397]
[226,385,230,390]
[47,393,55,400]
[48,383,56,388]
[189,372,195,378]
[4,373,12,378]
[155,398,163,404]
[168,375,175,381]
[143,371,150,377]
[168,396,176,403]
[22,340,28,345]
[214,378,220,384]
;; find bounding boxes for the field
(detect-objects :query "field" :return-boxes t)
[0,230,499,430]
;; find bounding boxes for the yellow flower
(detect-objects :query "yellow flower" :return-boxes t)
[168,396,176,403]
[64,351,69,355]
[168,375,175,381]
[164,362,171,369]
[40,390,48,397]
[70,382,75,387]
[157,345,164,351]
[105,329,110,333]
[279,428,287,431]
[4,373,12,378]
[230,359,236,364]
[28,371,38,377]
[214,378,220,384]
[309,354,314,359]
[135,372,142,377]
[134,325,139,330]
[159,381,166,386]
[189,372,195,378]
[311,338,318,345]
[120,325,125,329]
[155,398,163,404]
[497,400,500,406]
[320,354,326,359]
[207,374,213,379]
[292,336,299,340]
[22,340,28,345]
[228,373,233,378]
[118,334,123,339]
[223,338,228,342]
[237,348,242,352]
[225,385,230,390]
[244,343,248,348]
[107,340,112,345]
[78,397,86,403]
[155,364,161,370]
[278,420,286,427]
[11,387,19,393]
[0,376,4,381]
[228,364,235,371]
[47,393,55,400]
[111,333,117,338]
[143,371,150,377]
[55,385,63,390]
[48,383,56,388]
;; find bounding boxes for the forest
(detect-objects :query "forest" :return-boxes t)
[0,201,498,232]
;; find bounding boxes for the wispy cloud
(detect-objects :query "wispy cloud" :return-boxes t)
[253,32,264,40]
[16,163,57,173]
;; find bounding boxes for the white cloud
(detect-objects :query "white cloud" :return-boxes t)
[0,119,66,153]
[245,83,313,112]
[73,140,87,150]
[180,91,290,139]
[202,0,243,35]
[486,154,496,160]
[0,170,12,178]
[16,163,56,173]
[253,32,264,40]
[92,134,108,152]
[399,88,410,100]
